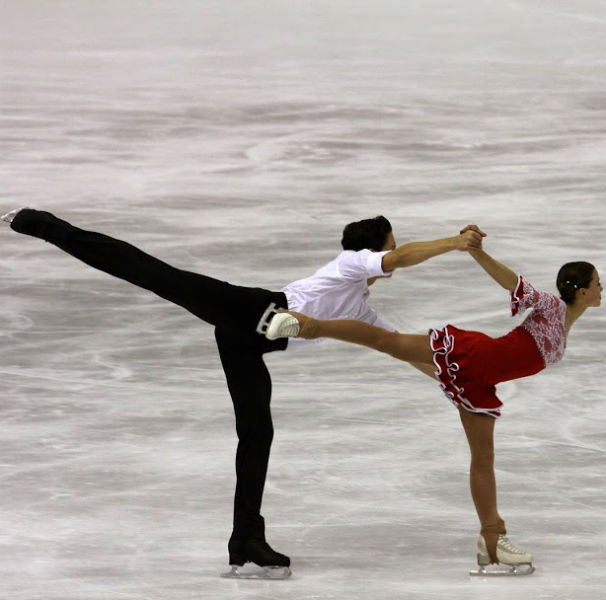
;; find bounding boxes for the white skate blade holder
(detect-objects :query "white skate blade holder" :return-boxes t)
[221,563,292,580]
[256,302,280,336]
[470,563,535,576]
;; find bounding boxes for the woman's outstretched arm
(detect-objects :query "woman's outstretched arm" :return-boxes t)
[469,249,518,291]
[458,225,517,291]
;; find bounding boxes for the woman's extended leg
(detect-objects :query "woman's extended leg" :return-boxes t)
[408,361,437,378]
[10,209,281,330]
[294,313,434,364]
[458,406,505,563]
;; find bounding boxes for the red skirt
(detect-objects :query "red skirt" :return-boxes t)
[429,325,545,418]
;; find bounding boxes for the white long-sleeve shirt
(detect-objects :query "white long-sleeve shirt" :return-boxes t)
[281,249,396,350]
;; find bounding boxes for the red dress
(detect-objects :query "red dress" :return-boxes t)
[430,276,567,418]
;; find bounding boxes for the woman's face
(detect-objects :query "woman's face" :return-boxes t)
[581,269,603,307]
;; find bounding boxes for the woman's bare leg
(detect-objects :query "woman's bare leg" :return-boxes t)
[458,407,505,563]
[295,314,434,364]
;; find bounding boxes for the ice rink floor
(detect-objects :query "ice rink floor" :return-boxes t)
[1,1,605,599]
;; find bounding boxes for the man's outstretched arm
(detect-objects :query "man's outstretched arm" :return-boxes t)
[381,224,486,272]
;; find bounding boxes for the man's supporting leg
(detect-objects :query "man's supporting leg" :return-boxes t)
[215,329,290,568]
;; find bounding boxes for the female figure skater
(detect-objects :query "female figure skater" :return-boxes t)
[265,237,602,574]
[1,207,483,578]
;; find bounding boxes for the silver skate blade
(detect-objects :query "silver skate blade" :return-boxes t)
[1,208,24,224]
[221,564,292,580]
[470,563,535,576]
[255,302,279,335]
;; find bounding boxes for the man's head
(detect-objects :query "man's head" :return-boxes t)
[341,216,393,251]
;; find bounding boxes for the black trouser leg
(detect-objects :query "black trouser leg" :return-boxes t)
[10,208,279,332]
[215,328,285,545]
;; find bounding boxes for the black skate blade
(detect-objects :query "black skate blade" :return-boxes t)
[470,563,535,576]
[221,564,292,580]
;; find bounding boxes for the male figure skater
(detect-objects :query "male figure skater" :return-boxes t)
[2,207,483,578]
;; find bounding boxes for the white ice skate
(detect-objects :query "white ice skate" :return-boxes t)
[470,534,535,576]
[262,311,300,340]
[1,207,26,224]
[221,563,292,580]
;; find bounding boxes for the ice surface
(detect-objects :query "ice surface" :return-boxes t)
[1,1,604,599]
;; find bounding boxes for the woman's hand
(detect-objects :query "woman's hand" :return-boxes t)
[458,224,486,251]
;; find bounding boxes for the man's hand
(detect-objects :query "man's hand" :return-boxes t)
[456,224,486,251]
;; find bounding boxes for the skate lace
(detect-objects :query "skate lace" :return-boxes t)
[498,536,525,555]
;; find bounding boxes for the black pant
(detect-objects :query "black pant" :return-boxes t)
[11,209,288,542]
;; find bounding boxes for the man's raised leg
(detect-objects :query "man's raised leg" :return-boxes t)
[7,208,271,331]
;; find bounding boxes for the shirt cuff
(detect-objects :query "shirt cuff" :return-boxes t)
[365,250,393,277]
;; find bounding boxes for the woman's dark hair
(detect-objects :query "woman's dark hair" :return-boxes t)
[341,216,392,251]
[556,261,595,304]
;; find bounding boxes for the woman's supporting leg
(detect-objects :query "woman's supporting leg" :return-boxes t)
[295,314,434,364]
[10,209,278,331]
[458,407,505,563]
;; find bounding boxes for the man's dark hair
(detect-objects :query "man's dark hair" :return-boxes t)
[341,216,392,251]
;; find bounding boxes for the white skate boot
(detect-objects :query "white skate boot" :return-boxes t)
[470,534,535,576]
[1,207,27,224]
[263,312,300,340]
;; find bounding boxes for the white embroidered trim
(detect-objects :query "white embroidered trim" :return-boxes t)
[430,326,500,418]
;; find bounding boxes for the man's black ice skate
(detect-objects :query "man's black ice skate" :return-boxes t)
[227,538,248,567]
[221,539,291,580]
